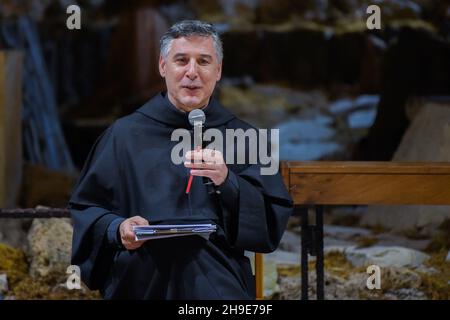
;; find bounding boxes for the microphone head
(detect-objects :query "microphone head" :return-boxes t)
[188,109,206,126]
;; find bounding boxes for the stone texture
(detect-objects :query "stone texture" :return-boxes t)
[278,230,300,253]
[266,249,300,267]
[0,274,8,293]
[326,246,429,268]
[278,271,367,300]
[324,225,371,239]
[374,233,431,251]
[278,265,426,300]
[393,103,450,161]
[383,288,426,300]
[262,257,279,299]
[362,103,450,235]
[26,218,73,281]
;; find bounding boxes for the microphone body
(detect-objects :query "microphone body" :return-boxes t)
[187,109,217,195]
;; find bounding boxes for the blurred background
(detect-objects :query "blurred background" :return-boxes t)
[0,0,449,300]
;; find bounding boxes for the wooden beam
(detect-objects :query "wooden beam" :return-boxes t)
[285,162,450,205]
[287,161,450,174]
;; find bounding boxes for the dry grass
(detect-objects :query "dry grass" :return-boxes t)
[0,242,101,299]
[324,251,361,279]
[11,276,101,300]
[366,224,388,235]
[418,250,450,300]
[330,215,361,227]
[355,236,379,248]
[0,243,28,288]
[426,219,450,253]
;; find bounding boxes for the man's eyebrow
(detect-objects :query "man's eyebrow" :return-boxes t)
[172,53,187,59]
[199,54,213,60]
[172,53,213,60]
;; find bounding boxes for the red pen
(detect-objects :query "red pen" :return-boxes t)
[185,174,193,194]
[185,147,201,194]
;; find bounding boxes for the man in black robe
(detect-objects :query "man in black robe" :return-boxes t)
[69,20,293,299]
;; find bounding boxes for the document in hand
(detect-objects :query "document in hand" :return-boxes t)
[132,224,217,241]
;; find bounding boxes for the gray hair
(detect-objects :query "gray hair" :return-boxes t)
[160,20,223,63]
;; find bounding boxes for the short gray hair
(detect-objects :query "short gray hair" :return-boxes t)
[160,20,223,63]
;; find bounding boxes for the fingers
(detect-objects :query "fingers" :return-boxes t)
[190,169,216,179]
[190,169,219,186]
[120,223,135,243]
[202,149,223,163]
[184,161,219,170]
[185,149,224,164]
[119,216,149,250]
[123,239,145,251]
[190,167,228,186]
[185,149,203,164]
[184,149,228,186]
[129,216,149,226]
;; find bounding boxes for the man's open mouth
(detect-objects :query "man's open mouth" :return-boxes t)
[182,86,201,90]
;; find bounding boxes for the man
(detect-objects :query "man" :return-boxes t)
[70,20,293,299]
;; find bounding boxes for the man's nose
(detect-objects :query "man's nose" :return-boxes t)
[185,60,198,80]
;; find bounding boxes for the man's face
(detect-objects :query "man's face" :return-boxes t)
[159,36,222,112]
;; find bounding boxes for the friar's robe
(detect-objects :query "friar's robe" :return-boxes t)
[69,92,293,299]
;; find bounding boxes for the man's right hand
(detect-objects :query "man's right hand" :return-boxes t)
[119,216,149,250]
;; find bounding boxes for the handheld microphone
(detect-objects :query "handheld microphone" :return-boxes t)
[187,109,216,194]
[188,109,205,151]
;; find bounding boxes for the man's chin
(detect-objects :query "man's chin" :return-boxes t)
[180,97,203,110]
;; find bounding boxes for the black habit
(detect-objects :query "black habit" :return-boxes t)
[69,92,293,299]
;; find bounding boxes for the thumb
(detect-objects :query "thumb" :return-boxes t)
[130,216,149,226]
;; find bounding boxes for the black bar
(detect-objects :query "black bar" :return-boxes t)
[300,207,309,300]
[315,205,325,300]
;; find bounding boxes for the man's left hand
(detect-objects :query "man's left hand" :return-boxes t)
[184,148,228,186]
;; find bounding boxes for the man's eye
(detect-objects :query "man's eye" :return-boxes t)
[176,58,187,64]
[199,59,210,65]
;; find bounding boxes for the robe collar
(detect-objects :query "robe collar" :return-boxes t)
[136,91,235,129]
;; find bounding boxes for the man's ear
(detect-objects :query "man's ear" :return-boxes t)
[159,55,166,77]
[216,62,222,82]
